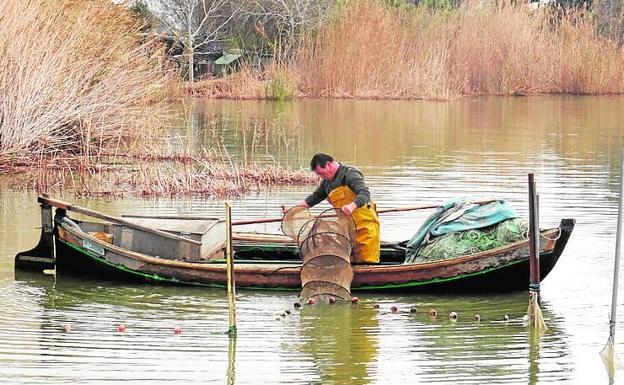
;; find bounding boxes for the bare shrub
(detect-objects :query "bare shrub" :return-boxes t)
[0,0,168,158]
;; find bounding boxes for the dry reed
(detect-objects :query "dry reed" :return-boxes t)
[186,63,300,100]
[196,0,624,100]
[2,152,317,198]
[0,0,168,158]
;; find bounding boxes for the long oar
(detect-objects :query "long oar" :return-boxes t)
[601,148,624,373]
[231,199,496,226]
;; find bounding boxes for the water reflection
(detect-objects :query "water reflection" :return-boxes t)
[297,304,379,385]
[390,295,571,384]
[3,96,624,383]
[176,97,624,172]
[227,336,237,385]
[6,271,238,384]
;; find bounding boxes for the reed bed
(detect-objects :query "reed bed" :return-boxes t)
[186,64,300,101]
[2,153,317,198]
[0,0,167,159]
[186,65,268,99]
[306,2,624,98]
[197,0,624,100]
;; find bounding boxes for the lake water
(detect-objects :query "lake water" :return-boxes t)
[2,96,624,384]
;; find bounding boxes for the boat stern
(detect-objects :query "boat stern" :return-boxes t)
[14,196,56,271]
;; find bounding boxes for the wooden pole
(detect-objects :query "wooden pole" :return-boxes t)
[231,199,497,226]
[36,196,201,246]
[601,148,624,373]
[528,174,540,291]
[226,331,237,385]
[527,173,547,332]
[610,149,624,344]
[225,201,237,336]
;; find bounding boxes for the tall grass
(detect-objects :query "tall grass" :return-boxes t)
[187,63,300,100]
[0,0,168,159]
[297,1,624,99]
[201,0,624,100]
[0,1,320,198]
[3,149,318,198]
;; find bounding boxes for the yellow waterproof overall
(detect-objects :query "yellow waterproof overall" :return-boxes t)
[327,186,380,264]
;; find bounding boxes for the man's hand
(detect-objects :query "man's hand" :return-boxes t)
[341,202,357,215]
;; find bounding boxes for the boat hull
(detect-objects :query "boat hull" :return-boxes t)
[53,218,575,293]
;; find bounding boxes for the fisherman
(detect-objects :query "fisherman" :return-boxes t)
[286,153,381,264]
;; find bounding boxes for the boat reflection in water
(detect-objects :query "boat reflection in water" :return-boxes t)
[10,272,571,384]
[296,302,379,385]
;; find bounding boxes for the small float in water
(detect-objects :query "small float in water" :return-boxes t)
[15,196,574,293]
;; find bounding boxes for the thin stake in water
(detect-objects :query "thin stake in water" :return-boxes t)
[225,201,237,336]
[601,148,624,373]
[527,173,547,333]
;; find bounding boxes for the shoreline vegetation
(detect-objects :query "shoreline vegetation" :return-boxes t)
[0,152,317,198]
[2,0,624,197]
[0,0,316,197]
[184,1,624,100]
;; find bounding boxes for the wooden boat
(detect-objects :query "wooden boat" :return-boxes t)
[15,196,575,292]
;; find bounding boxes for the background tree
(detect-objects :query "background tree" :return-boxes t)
[594,0,624,45]
[145,0,243,82]
[239,0,335,61]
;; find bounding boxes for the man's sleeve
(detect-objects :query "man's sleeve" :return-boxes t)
[304,184,327,207]
[346,169,371,208]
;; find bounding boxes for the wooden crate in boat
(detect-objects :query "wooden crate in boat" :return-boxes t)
[118,217,225,261]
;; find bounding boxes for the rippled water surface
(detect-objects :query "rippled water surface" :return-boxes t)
[2,96,624,384]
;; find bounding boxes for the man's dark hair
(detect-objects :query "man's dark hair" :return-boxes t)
[310,153,334,170]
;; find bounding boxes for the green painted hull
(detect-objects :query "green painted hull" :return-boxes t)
[53,218,574,292]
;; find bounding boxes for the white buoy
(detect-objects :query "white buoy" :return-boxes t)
[522,314,529,326]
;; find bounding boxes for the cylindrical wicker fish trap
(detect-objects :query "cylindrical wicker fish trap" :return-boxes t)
[282,207,356,301]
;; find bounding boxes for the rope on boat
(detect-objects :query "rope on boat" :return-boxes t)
[539,228,562,242]
[267,266,301,275]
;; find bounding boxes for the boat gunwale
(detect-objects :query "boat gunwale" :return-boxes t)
[58,219,560,274]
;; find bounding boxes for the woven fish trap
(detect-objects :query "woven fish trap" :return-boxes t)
[299,234,354,301]
[282,206,356,300]
[288,208,356,301]
[281,205,314,241]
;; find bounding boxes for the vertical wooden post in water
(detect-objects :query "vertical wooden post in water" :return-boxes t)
[527,173,547,332]
[603,148,624,369]
[225,201,237,336]
[528,173,540,293]
[610,149,624,344]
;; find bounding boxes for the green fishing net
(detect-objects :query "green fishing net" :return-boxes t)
[413,218,529,263]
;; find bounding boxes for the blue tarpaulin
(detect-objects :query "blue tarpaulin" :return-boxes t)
[404,199,520,263]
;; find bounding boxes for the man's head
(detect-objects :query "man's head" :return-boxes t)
[310,153,339,181]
